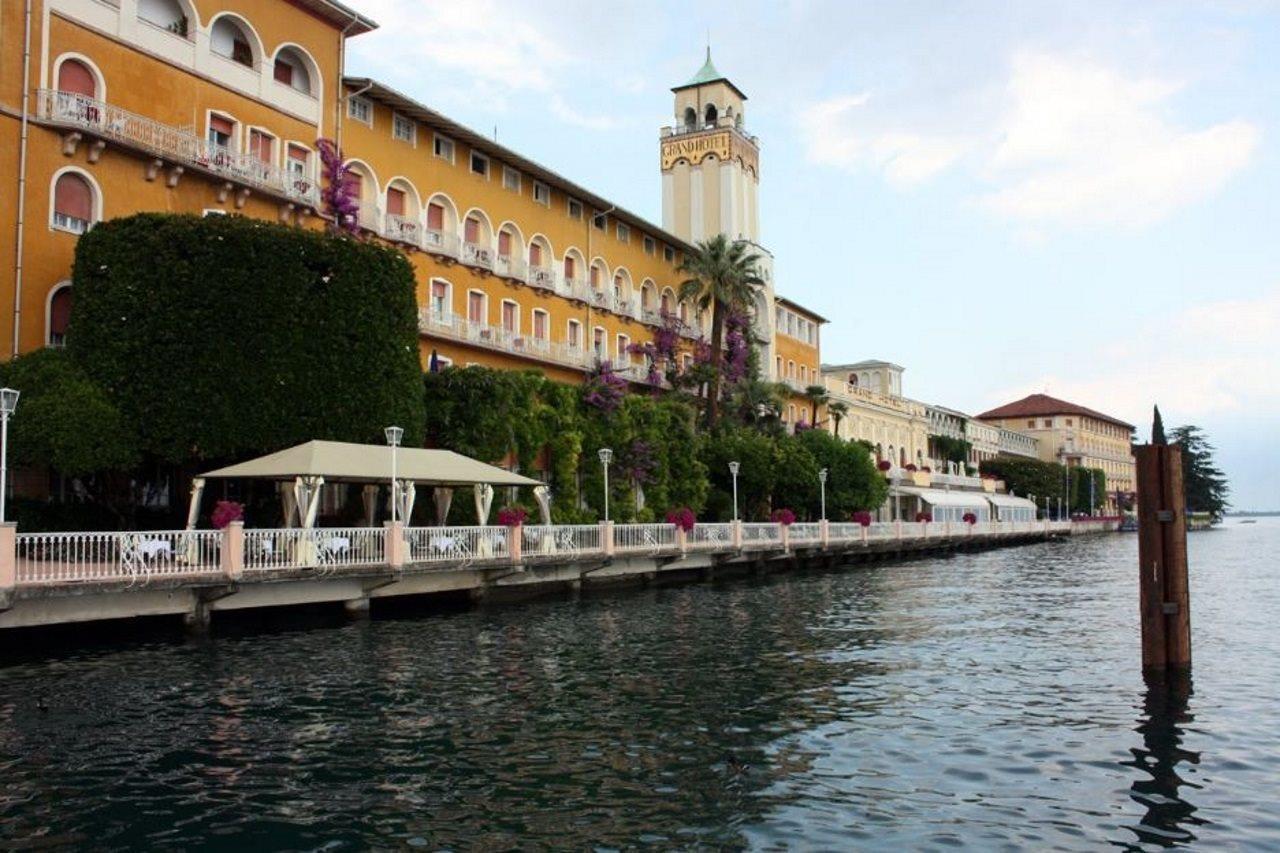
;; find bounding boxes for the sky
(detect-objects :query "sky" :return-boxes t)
[347,0,1280,509]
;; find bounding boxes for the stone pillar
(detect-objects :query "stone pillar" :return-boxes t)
[731,519,743,549]
[861,525,868,545]
[0,522,16,607]
[221,520,244,581]
[780,524,790,551]
[820,519,830,548]
[675,527,688,555]
[384,520,405,569]
[895,519,903,539]
[508,524,523,565]
[600,520,614,557]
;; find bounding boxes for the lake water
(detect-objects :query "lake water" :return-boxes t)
[2,520,1278,850]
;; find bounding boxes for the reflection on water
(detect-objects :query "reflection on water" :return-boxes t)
[1124,670,1203,848]
[1,519,1279,849]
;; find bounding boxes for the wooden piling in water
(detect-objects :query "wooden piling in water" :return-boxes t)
[1134,435,1191,670]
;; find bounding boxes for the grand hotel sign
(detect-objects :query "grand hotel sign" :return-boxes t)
[660,130,758,174]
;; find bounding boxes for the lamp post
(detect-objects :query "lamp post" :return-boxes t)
[0,388,18,523]
[819,467,828,521]
[728,460,740,521]
[598,447,613,521]
[384,425,403,523]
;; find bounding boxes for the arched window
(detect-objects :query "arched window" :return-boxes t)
[137,0,191,38]
[52,172,95,234]
[683,107,697,131]
[57,59,97,98]
[210,16,257,67]
[848,373,858,387]
[272,47,313,94]
[48,285,72,347]
[705,103,718,126]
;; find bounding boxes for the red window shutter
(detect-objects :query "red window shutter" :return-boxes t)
[534,313,546,338]
[427,204,443,229]
[529,243,542,266]
[432,281,446,299]
[211,115,235,136]
[498,231,511,256]
[250,131,272,162]
[386,188,405,216]
[50,287,73,337]
[287,144,308,164]
[464,218,479,243]
[54,174,92,221]
[564,256,575,278]
[468,293,484,322]
[57,60,96,97]
[502,303,516,330]
[273,58,293,85]
[590,266,599,287]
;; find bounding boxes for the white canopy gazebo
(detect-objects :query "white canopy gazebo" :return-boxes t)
[190,440,545,529]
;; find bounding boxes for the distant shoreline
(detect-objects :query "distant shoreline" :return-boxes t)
[1225,511,1280,517]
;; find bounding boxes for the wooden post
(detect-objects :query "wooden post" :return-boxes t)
[1135,442,1191,670]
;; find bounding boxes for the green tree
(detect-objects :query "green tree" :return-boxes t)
[69,213,425,463]
[1168,425,1229,518]
[802,384,828,426]
[827,400,850,435]
[677,234,764,427]
[795,429,888,519]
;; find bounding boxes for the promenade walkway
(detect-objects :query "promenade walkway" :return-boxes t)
[0,519,1115,630]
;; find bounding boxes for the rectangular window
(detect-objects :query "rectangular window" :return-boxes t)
[533,310,548,340]
[1027,420,1036,428]
[617,334,630,362]
[273,59,293,86]
[392,113,415,144]
[664,246,675,262]
[347,95,372,125]
[567,198,583,219]
[567,320,581,348]
[644,236,656,255]
[430,280,449,316]
[248,128,273,163]
[467,291,485,324]
[433,134,454,162]
[386,187,405,216]
[286,144,309,181]
[464,217,479,244]
[533,181,550,205]
[427,203,444,230]
[593,327,606,359]
[470,151,489,177]
[529,242,543,266]
[502,166,521,192]
[564,256,576,279]
[1043,419,1052,428]
[616,223,629,242]
[501,301,518,333]
[207,114,235,149]
[498,230,512,257]
[593,212,606,231]
[1065,418,1073,427]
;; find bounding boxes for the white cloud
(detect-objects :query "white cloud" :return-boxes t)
[985,286,1280,428]
[799,50,1260,227]
[549,94,625,131]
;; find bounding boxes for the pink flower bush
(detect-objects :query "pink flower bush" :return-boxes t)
[316,138,360,234]
[771,508,796,526]
[916,511,933,523]
[583,360,628,413]
[905,463,918,472]
[211,500,244,530]
[877,460,892,472]
[665,507,696,532]
[497,506,528,527]
[851,510,872,527]
[962,512,978,524]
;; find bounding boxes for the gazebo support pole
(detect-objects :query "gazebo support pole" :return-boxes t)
[185,478,206,531]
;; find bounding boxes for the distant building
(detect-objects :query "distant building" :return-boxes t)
[821,361,929,467]
[978,394,1136,511]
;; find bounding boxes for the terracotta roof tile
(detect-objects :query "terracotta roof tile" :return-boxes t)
[976,394,1134,430]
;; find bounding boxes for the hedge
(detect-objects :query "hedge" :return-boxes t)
[69,214,425,462]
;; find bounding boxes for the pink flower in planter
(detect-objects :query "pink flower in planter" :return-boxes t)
[211,500,244,530]
[916,511,933,523]
[497,506,528,527]
[905,463,918,472]
[921,466,932,473]
[665,507,696,532]
[962,512,978,525]
[771,508,796,526]
[851,510,872,527]
[877,460,892,472]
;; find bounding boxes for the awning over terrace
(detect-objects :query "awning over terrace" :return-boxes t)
[896,487,990,508]
[985,493,1037,510]
[189,441,544,529]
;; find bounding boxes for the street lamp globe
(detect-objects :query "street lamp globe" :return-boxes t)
[728,461,740,476]
[819,468,828,484]
[384,426,404,447]
[598,447,613,466]
[0,388,18,416]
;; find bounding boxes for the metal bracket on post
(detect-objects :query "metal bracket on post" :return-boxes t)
[1156,510,1175,522]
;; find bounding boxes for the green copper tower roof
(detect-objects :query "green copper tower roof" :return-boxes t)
[672,48,747,99]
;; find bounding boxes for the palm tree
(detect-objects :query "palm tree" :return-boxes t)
[803,384,828,425]
[678,234,764,426]
[729,377,788,428]
[828,400,849,435]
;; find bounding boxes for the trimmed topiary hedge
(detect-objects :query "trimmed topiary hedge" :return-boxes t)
[69,213,425,462]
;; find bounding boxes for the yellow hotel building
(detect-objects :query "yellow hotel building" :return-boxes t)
[0,0,823,407]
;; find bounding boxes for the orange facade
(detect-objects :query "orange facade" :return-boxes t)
[0,0,812,394]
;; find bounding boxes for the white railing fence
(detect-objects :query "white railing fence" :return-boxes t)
[521,524,602,558]
[788,523,822,545]
[16,530,222,585]
[741,523,783,546]
[406,525,508,566]
[243,527,384,573]
[614,523,677,555]
[687,523,732,551]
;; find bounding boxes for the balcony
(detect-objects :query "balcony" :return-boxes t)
[528,266,557,291]
[37,89,318,208]
[422,228,460,257]
[384,214,420,245]
[461,242,494,270]
[494,255,528,283]
[419,309,591,371]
